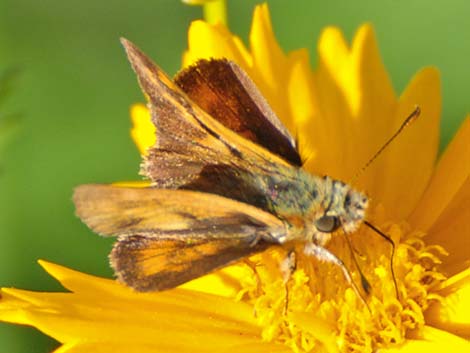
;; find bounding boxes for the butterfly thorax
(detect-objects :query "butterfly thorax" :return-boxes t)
[261,169,368,244]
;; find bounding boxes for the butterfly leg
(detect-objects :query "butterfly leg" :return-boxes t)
[280,249,297,313]
[304,243,370,311]
[243,258,263,296]
[281,249,297,283]
[342,232,371,295]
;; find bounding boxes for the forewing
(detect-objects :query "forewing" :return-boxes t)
[174,59,301,166]
[73,184,286,240]
[121,39,294,200]
[110,234,269,291]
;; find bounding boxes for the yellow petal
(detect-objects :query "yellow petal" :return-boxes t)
[411,116,470,231]
[130,103,155,156]
[248,4,292,128]
[0,261,263,352]
[249,4,286,91]
[180,264,255,298]
[425,268,470,338]
[54,342,225,353]
[317,24,395,119]
[289,312,339,353]
[312,24,397,186]
[377,67,441,220]
[183,20,252,69]
[424,176,470,275]
[303,25,354,178]
[54,341,289,353]
[380,326,470,353]
[286,48,318,152]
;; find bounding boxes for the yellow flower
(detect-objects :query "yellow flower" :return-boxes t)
[1,4,470,353]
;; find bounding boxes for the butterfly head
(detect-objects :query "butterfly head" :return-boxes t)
[314,178,368,235]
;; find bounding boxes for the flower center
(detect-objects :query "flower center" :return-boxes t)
[236,211,448,353]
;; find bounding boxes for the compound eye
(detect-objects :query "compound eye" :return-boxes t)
[315,215,340,233]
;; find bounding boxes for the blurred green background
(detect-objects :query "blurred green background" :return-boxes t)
[0,0,468,351]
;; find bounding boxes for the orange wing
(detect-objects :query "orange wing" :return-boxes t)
[110,234,269,291]
[73,184,285,239]
[74,184,287,291]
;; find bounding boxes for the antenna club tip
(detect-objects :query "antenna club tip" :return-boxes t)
[414,105,421,117]
[405,105,421,126]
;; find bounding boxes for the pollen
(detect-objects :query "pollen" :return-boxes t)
[236,209,448,353]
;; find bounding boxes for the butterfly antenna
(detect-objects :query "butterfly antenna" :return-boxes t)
[351,106,421,184]
[364,220,400,299]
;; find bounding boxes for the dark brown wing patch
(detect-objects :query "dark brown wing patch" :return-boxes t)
[175,59,302,166]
